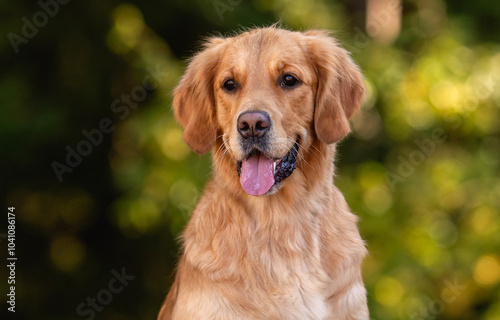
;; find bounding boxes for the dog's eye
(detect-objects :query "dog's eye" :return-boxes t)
[281,74,300,88]
[223,79,237,92]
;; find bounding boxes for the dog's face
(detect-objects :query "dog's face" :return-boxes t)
[173,27,364,196]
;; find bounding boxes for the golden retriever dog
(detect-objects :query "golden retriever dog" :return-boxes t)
[158,26,368,319]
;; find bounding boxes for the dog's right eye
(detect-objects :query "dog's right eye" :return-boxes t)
[223,79,237,92]
[280,74,301,89]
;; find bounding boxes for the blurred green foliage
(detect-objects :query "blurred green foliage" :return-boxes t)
[1,0,499,319]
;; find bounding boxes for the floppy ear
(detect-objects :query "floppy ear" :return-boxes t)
[173,37,225,154]
[304,30,365,144]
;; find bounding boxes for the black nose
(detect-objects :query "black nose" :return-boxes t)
[237,111,271,139]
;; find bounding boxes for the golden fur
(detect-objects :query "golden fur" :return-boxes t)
[158,26,368,319]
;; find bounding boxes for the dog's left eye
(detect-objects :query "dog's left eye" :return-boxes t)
[223,79,237,92]
[281,74,300,88]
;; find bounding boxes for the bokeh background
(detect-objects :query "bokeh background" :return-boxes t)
[1,0,499,319]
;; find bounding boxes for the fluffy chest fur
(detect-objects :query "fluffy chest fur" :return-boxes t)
[180,180,331,319]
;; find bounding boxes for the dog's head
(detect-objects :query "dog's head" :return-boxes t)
[173,27,364,196]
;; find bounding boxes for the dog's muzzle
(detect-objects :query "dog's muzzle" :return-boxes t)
[236,140,299,196]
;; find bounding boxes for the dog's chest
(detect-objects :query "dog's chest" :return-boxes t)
[184,197,333,319]
[244,220,330,319]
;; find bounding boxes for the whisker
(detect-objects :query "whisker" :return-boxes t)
[211,136,234,171]
[291,138,317,173]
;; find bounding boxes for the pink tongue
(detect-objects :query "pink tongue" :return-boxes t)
[240,153,275,196]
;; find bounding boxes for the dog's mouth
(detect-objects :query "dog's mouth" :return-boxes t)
[236,140,299,196]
